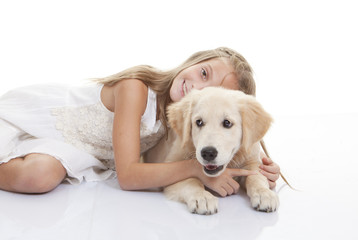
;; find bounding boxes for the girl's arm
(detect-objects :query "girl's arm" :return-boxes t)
[112,79,198,190]
[111,79,254,196]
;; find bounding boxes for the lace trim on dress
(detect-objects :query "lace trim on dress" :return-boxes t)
[52,102,115,163]
[51,89,165,170]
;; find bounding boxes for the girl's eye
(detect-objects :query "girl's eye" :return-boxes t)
[196,119,204,127]
[201,68,207,80]
[223,119,233,128]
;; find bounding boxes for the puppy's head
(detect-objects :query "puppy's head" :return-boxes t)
[168,87,272,177]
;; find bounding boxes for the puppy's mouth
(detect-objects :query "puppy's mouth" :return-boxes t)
[203,164,224,175]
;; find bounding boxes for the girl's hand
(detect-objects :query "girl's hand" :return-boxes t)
[259,157,280,189]
[197,166,257,197]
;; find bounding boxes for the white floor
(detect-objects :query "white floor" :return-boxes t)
[1,113,357,240]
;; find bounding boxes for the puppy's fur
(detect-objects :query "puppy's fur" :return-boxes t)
[144,87,279,215]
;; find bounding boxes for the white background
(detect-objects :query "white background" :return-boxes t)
[1,1,358,239]
[1,0,357,116]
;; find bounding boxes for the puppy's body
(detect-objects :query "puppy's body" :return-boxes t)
[144,87,279,215]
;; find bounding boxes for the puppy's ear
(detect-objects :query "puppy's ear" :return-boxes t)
[238,94,273,153]
[167,90,199,147]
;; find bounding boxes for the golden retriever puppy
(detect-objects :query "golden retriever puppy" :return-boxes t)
[144,87,279,215]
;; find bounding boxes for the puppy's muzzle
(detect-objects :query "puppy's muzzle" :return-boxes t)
[200,146,224,176]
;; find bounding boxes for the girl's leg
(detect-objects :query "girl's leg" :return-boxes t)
[0,153,66,193]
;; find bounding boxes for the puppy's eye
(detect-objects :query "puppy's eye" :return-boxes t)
[223,119,233,128]
[196,119,204,127]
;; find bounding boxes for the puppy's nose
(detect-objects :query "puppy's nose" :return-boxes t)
[201,147,218,162]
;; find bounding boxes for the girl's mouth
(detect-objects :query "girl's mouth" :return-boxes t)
[183,80,188,96]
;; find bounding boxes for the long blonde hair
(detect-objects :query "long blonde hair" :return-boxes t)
[94,47,256,133]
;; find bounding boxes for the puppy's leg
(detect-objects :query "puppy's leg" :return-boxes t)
[164,178,218,215]
[244,162,279,212]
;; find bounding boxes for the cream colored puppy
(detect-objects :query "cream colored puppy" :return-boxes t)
[144,87,279,215]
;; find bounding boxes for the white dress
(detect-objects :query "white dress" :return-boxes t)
[0,83,165,184]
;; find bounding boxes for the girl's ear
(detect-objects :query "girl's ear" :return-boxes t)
[238,94,273,153]
[167,90,199,147]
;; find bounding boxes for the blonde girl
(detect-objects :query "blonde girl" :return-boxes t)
[0,47,280,196]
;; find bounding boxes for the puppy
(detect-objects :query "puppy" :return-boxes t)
[144,87,279,215]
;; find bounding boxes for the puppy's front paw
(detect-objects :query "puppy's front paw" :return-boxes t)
[249,188,279,212]
[186,191,218,215]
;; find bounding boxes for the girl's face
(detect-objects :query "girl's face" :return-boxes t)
[170,58,238,102]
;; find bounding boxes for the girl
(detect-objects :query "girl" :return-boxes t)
[0,47,280,196]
